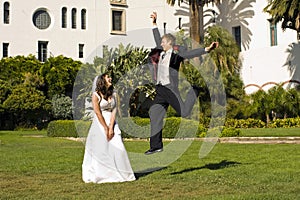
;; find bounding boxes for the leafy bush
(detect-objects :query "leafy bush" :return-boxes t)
[225,118,266,128]
[225,118,300,128]
[51,94,73,119]
[197,126,240,138]
[269,117,300,128]
[196,124,208,138]
[0,55,81,130]
[220,127,241,137]
[40,56,81,98]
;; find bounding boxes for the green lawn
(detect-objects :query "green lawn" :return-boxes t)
[0,130,299,200]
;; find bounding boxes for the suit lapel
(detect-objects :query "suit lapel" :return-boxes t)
[169,52,181,70]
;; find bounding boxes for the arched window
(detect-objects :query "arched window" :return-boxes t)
[72,8,77,29]
[81,9,86,30]
[62,7,67,28]
[4,2,10,24]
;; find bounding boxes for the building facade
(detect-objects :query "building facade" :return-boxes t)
[0,0,188,63]
[1,0,299,93]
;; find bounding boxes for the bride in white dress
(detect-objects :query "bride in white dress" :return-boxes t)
[82,73,136,183]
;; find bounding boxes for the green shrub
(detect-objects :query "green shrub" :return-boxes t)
[51,94,73,120]
[197,126,240,138]
[196,124,208,138]
[220,127,241,137]
[270,117,300,128]
[47,120,91,137]
[225,118,266,128]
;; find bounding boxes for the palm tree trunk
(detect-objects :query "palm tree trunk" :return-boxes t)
[266,112,270,126]
[189,1,201,45]
[199,5,204,44]
[296,13,300,40]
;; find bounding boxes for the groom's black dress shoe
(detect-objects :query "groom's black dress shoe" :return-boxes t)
[144,148,163,155]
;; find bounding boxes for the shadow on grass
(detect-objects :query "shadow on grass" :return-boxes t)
[171,160,241,175]
[134,167,167,180]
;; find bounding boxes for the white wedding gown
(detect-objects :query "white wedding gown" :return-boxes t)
[82,92,136,183]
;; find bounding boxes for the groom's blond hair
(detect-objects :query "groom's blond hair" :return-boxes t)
[162,33,176,46]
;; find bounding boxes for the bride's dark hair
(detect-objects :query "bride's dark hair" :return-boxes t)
[95,73,113,100]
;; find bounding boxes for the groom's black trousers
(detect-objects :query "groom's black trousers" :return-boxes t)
[149,84,199,149]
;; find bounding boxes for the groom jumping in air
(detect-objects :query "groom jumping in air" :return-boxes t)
[145,12,219,155]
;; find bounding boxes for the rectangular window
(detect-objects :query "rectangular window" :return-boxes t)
[38,41,48,62]
[79,44,84,58]
[232,26,241,51]
[269,21,277,46]
[3,43,9,57]
[111,9,125,34]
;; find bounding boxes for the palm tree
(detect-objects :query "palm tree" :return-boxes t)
[263,0,300,40]
[205,25,241,75]
[166,0,220,44]
[250,89,273,125]
[282,88,300,118]
[204,0,255,50]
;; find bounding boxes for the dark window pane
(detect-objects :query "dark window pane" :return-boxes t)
[112,11,122,31]
[4,2,9,24]
[62,7,67,28]
[3,43,9,57]
[38,41,48,62]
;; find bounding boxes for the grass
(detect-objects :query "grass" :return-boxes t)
[0,130,300,199]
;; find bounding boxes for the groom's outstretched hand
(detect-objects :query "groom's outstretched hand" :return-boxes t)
[150,12,157,25]
[205,42,219,52]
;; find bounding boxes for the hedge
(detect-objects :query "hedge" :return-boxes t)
[225,117,300,128]
[119,117,201,138]
[47,118,240,138]
[47,120,91,137]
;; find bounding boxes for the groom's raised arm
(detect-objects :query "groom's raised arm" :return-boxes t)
[152,27,162,48]
[150,11,218,58]
[151,12,162,48]
[179,42,219,59]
